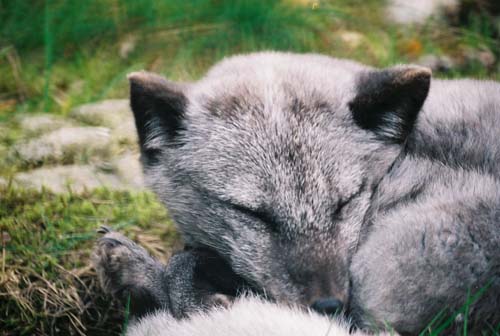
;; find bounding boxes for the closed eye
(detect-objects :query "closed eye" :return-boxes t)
[230,203,280,233]
[333,198,349,219]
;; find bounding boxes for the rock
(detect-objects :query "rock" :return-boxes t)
[12,126,113,164]
[112,152,144,188]
[111,120,138,146]
[70,99,137,144]
[417,54,455,72]
[11,165,125,193]
[18,114,73,135]
[10,155,145,193]
[70,99,131,128]
[335,30,365,49]
[8,152,145,193]
[387,0,459,24]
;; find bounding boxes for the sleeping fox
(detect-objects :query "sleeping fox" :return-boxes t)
[93,52,500,335]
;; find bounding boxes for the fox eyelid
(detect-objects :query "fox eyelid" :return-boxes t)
[333,199,349,218]
[230,203,280,233]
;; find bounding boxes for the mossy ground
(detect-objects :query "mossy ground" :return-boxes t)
[1,0,499,334]
[0,185,179,335]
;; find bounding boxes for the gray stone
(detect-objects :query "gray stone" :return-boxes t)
[335,30,365,49]
[70,99,137,144]
[111,120,138,146]
[18,114,73,135]
[11,165,124,193]
[70,99,131,128]
[12,126,113,164]
[9,155,145,193]
[387,0,458,24]
[112,152,144,188]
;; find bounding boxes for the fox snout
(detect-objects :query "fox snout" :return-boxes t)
[310,297,344,316]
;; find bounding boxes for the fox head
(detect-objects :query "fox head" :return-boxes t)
[128,52,431,307]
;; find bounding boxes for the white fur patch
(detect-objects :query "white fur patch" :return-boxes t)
[127,296,392,336]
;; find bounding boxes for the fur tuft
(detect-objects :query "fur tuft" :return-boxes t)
[127,296,392,336]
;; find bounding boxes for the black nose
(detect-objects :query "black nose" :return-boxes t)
[310,297,344,316]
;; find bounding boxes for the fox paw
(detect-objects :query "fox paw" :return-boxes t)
[92,227,168,315]
[92,227,250,319]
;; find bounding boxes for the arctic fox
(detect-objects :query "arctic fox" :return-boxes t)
[93,52,500,335]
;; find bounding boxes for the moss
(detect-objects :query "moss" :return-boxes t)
[0,185,178,335]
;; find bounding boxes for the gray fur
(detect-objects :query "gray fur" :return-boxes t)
[350,79,500,333]
[93,229,248,319]
[95,52,500,334]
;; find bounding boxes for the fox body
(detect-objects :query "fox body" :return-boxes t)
[93,52,500,335]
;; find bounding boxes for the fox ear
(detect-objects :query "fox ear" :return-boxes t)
[128,71,188,165]
[349,65,431,143]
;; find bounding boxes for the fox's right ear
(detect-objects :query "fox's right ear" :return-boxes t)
[128,71,188,165]
[349,65,431,144]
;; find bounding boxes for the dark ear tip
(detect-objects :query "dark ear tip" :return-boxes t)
[351,64,432,143]
[127,70,149,83]
[127,71,169,88]
[396,65,432,84]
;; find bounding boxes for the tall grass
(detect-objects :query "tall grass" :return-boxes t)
[1,0,328,52]
[2,0,497,115]
[0,0,344,114]
[43,0,53,112]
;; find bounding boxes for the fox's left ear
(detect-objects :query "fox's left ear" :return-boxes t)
[128,71,189,166]
[349,65,431,143]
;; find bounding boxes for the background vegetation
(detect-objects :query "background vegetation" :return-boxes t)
[1,0,499,334]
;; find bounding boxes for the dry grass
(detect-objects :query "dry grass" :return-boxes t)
[1,265,120,335]
[0,186,179,335]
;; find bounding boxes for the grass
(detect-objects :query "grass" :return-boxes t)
[1,0,499,335]
[0,185,179,335]
[418,280,497,335]
[2,0,497,117]
[1,0,337,115]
